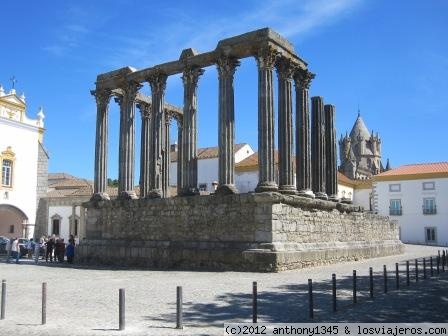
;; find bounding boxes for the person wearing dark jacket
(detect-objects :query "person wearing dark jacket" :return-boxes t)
[45,238,55,262]
[66,240,75,264]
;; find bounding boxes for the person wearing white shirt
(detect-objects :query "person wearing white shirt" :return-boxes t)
[11,238,19,264]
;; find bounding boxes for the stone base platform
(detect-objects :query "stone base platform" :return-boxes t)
[77,192,403,272]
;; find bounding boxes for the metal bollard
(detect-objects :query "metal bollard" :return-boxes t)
[119,288,125,331]
[395,263,399,290]
[369,267,374,299]
[353,270,357,304]
[332,274,336,312]
[423,258,427,279]
[1,280,5,320]
[42,282,47,325]
[437,256,440,275]
[252,282,257,323]
[430,257,434,277]
[406,261,410,286]
[176,286,183,329]
[383,265,387,293]
[415,259,419,282]
[308,279,313,319]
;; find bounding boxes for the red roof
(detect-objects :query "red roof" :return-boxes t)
[375,162,448,180]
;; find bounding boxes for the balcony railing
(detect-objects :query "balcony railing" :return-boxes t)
[389,207,402,216]
[423,205,437,215]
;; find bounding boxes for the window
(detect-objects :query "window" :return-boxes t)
[389,184,401,192]
[198,183,207,192]
[423,182,435,190]
[52,219,60,235]
[2,160,12,187]
[423,198,437,215]
[425,227,437,244]
[389,199,402,216]
[9,225,14,233]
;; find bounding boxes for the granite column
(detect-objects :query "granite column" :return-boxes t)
[276,58,295,194]
[147,73,167,198]
[181,67,204,195]
[92,88,111,198]
[137,102,151,198]
[311,96,328,200]
[216,56,240,194]
[117,81,141,199]
[162,112,171,198]
[294,70,315,198]
[255,47,278,192]
[325,104,338,201]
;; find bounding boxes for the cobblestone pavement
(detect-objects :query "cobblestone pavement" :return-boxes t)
[0,244,446,335]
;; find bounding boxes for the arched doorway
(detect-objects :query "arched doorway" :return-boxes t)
[0,204,28,238]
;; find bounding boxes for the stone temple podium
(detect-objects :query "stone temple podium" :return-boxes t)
[77,28,403,272]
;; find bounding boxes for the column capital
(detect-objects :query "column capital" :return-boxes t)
[216,56,240,78]
[182,67,205,87]
[255,46,279,70]
[147,72,168,94]
[294,69,315,89]
[137,102,151,118]
[275,58,295,80]
[123,81,143,100]
[91,88,112,106]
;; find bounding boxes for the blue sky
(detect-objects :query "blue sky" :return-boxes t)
[1,0,447,180]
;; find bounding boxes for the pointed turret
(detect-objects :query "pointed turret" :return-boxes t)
[385,158,391,171]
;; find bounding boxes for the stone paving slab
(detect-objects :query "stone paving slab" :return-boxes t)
[0,244,446,335]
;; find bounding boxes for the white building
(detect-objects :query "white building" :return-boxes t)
[169,143,254,192]
[374,162,448,246]
[0,84,47,238]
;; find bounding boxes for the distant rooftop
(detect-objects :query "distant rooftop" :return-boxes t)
[375,162,448,181]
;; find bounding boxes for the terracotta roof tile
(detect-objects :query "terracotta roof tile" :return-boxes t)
[171,143,248,162]
[376,162,448,178]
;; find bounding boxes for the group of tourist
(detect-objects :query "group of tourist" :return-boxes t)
[5,235,76,264]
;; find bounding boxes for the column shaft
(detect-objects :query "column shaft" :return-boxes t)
[216,56,240,194]
[138,102,151,198]
[92,89,111,196]
[181,67,204,195]
[176,117,183,196]
[162,113,170,198]
[276,59,295,193]
[255,47,278,192]
[118,81,141,199]
[311,96,328,199]
[294,71,315,198]
[148,73,167,198]
[325,104,338,201]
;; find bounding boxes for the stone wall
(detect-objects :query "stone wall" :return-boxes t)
[78,192,403,272]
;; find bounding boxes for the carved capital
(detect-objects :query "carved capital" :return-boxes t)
[147,72,168,94]
[113,94,123,107]
[91,88,112,106]
[123,81,142,101]
[216,56,240,78]
[137,102,151,118]
[182,67,204,87]
[294,70,315,90]
[275,58,295,80]
[255,46,279,70]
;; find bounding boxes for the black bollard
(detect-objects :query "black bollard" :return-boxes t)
[423,258,427,279]
[332,274,336,312]
[415,259,419,282]
[406,261,410,286]
[395,263,399,290]
[119,288,125,331]
[176,286,183,329]
[437,256,440,275]
[383,265,388,293]
[42,282,47,325]
[430,257,434,277]
[353,270,357,304]
[1,280,5,320]
[369,267,374,299]
[252,282,257,323]
[308,279,313,319]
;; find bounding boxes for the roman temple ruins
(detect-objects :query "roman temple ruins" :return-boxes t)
[78,28,403,271]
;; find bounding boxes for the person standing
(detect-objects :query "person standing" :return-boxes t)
[45,238,55,263]
[5,238,11,263]
[65,240,75,264]
[26,238,34,259]
[11,238,19,264]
